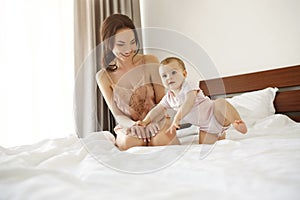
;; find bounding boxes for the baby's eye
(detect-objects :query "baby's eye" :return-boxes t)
[172,71,177,75]
[162,74,167,78]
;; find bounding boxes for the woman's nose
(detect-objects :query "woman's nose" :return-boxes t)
[124,44,134,53]
[123,47,131,53]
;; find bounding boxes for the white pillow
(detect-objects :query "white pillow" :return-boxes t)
[226,87,278,126]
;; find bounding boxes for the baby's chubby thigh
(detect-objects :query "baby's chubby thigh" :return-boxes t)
[188,100,214,127]
[196,101,227,144]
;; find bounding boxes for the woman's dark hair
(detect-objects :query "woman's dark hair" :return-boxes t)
[100,14,140,71]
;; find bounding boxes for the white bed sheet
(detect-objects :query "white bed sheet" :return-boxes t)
[1,114,300,200]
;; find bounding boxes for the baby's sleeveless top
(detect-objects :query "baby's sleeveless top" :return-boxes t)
[105,66,156,121]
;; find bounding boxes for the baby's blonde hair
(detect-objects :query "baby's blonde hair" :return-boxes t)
[160,57,186,71]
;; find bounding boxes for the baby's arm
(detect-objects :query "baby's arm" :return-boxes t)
[168,90,197,133]
[137,104,165,126]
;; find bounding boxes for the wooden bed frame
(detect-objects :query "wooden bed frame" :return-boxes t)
[199,65,300,122]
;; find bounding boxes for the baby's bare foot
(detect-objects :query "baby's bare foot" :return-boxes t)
[233,120,247,134]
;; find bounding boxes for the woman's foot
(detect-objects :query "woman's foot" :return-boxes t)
[103,131,116,144]
[233,120,247,134]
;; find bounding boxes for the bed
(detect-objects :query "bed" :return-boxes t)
[1,66,300,200]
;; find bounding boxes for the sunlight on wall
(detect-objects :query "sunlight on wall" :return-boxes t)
[0,0,75,147]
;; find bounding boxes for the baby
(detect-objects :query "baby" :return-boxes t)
[137,57,247,144]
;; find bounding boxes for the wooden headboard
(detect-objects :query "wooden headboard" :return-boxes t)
[199,65,300,122]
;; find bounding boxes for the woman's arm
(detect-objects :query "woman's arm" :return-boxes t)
[96,70,135,128]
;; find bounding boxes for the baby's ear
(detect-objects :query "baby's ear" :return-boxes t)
[183,70,187,77]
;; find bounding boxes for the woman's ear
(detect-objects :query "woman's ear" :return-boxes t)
[183,70,187,77]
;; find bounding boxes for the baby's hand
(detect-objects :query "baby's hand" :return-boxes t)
[165,122,180,135]
[136,120,149,127]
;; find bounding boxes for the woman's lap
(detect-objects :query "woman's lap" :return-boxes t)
[114,117,180,150]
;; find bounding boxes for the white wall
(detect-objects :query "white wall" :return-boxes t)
[140,0,300,77]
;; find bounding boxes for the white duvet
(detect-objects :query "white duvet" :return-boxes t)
[1,114,300,200]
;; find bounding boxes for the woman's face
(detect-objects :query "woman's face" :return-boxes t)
[112,28,137,62]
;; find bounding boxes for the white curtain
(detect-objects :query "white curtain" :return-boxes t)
[74,0,98,138]
[0,0,75,147]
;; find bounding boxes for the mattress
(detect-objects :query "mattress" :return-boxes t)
[0,114,300,200]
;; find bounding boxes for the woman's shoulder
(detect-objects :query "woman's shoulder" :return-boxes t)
[134,54,159,64]
[143,54,159,64]
[96,68,105,77]
[96,69,109,82]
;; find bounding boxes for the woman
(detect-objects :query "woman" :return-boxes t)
[96,14,179,150]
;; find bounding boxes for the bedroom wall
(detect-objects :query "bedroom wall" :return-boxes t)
[140,0,300,78]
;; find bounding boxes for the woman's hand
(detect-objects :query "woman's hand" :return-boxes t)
[127,125,147,142]
[127,122,160,142]
[145,122,160,138]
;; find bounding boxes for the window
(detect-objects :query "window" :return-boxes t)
[0,0,75,147]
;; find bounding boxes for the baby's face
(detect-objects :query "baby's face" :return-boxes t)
[159,61,186,91]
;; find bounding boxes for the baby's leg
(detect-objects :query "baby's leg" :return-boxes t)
[232,120,247,134]
[199,130,226,144]
[213,98,247,134]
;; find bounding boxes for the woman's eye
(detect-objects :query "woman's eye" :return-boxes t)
[116,43,124,46]
[130,40,136,45]
[162,74,167,78]
[172,71,177,75]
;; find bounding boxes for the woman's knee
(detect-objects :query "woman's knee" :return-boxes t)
[116,134,145,151]
[149,132,180,146]
[149,117,180,146]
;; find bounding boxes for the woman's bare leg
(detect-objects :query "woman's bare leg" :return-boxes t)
[213,98,247,134]
[149,116,180,146]
[115,129,146,151]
